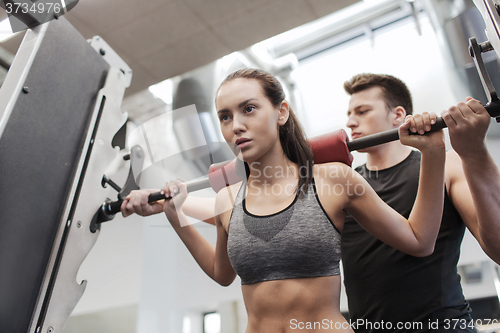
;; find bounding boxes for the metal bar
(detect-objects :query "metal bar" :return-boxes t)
[0,21,48,139]
[346,117,447,151]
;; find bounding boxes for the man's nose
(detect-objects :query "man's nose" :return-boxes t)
[346,115,357,129]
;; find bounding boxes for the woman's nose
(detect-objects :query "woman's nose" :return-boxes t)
[232,114,246,133]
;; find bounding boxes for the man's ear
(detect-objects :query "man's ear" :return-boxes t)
[392,106,407,126]
[278,100,290,126]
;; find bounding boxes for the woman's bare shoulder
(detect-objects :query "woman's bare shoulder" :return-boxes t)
[215,181,244,216]
[313,162,357,184]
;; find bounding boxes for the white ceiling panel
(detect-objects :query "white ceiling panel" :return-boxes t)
[104,1,207,60]
[183,0,270,28]
[125,64,159,98]
[212,0,317,51]
[0,0,361,96]
[67,0,175,35]
[306,0,361,17]
[139,30,232,82]
[63,12,100,40]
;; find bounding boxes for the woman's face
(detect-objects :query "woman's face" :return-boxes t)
[216,78,287,163]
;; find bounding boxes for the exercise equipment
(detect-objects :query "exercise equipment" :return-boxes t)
[99,91,500,220]
[0,17,130,333]
[115,33,500,209]
[104,80,499,214]
[94,115,475,220]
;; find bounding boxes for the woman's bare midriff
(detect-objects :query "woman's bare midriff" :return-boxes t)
[241,275,352,333]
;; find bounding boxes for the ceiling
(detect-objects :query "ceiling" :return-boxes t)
[0,0,360,96]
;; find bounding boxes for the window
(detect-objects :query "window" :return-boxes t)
[203,312,221,333]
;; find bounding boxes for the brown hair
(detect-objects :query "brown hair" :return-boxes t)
[218,68,313,195]
[343,73,413,115]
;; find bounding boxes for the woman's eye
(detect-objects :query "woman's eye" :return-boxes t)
[220,114,230,122]
[245,105,255,113]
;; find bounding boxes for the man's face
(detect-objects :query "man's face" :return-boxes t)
[346,86,396,141]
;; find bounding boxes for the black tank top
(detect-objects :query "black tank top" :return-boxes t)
[342,151,471,332]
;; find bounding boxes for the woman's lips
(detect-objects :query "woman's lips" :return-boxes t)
[237,140,251,148]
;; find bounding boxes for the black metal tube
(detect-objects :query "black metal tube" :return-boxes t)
[100,110,497,219]
[105,199,123,216]
[98,176,214,220]
[124,117,449,209]
[347,117,447,151]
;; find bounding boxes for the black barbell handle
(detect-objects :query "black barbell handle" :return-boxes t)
[144,117,448,206]
[100,177,213,217]
[346,97,500,151]
[347,117,447,152]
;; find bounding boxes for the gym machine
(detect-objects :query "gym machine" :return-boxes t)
[0,15,132,333]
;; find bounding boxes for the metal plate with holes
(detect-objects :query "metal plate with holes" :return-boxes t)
[0,17,128,333]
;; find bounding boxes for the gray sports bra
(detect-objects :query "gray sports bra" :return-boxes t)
[227,179,341,285]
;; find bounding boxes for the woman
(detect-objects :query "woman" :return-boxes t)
[122,69,445,332]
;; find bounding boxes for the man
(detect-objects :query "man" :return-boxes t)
[342,73,500,332]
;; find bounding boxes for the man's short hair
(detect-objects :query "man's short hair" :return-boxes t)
[344,73,413,115]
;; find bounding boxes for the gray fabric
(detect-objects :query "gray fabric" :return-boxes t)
[227,179,341,285]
